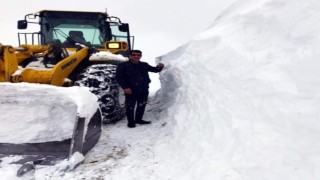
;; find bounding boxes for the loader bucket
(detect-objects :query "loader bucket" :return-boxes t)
[0,109,102,165]
[0,83,102,167]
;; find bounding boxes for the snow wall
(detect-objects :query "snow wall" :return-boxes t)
[156,0,320,179]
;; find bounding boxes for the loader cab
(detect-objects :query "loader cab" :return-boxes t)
[17,10,133,56]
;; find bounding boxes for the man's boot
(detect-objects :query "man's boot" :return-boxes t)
[135,120,151,124]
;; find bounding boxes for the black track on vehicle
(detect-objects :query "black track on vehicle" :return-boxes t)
[75,64,125,123]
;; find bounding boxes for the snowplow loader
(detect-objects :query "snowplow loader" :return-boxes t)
[0,10,133,171]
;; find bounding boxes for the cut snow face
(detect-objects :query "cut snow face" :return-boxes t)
[155,0,320,179]
[0,83,99,144]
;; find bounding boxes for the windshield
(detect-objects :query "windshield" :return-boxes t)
[40,11,110,48]
[52,24,101,46]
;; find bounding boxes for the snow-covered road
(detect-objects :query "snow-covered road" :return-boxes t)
[29,95,168,179]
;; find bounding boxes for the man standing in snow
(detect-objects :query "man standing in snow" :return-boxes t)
[116,50,164,128]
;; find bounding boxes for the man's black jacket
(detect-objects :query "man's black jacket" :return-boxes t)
[116,61,163,92]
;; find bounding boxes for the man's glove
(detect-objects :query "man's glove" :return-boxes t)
[123,88,132,95]
[157,63,164,68]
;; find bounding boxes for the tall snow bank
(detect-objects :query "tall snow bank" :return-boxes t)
[0,83,99,143]
[155,0,320,179]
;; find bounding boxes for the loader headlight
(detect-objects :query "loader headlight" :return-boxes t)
[106,42,121,49]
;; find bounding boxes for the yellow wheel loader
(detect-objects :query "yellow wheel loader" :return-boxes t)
[0,10,133,173]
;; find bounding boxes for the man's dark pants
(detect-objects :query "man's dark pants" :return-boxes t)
[125,90,149,126]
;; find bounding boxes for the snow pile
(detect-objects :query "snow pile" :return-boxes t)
[0,83,99,143]
[89,51,128,62]
[154,0,320,179]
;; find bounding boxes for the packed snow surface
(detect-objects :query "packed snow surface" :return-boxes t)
[1,0,320,179]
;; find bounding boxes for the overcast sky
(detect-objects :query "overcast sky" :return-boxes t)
[0,0,236,62]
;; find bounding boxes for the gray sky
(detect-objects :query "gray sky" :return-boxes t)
[0,0,236,62]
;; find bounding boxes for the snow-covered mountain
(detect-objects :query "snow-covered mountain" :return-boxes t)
[1,0,320,179]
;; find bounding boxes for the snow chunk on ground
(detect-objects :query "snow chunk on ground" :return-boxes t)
[50,152,85,176]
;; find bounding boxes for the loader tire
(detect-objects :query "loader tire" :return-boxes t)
[75,64,125,124]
